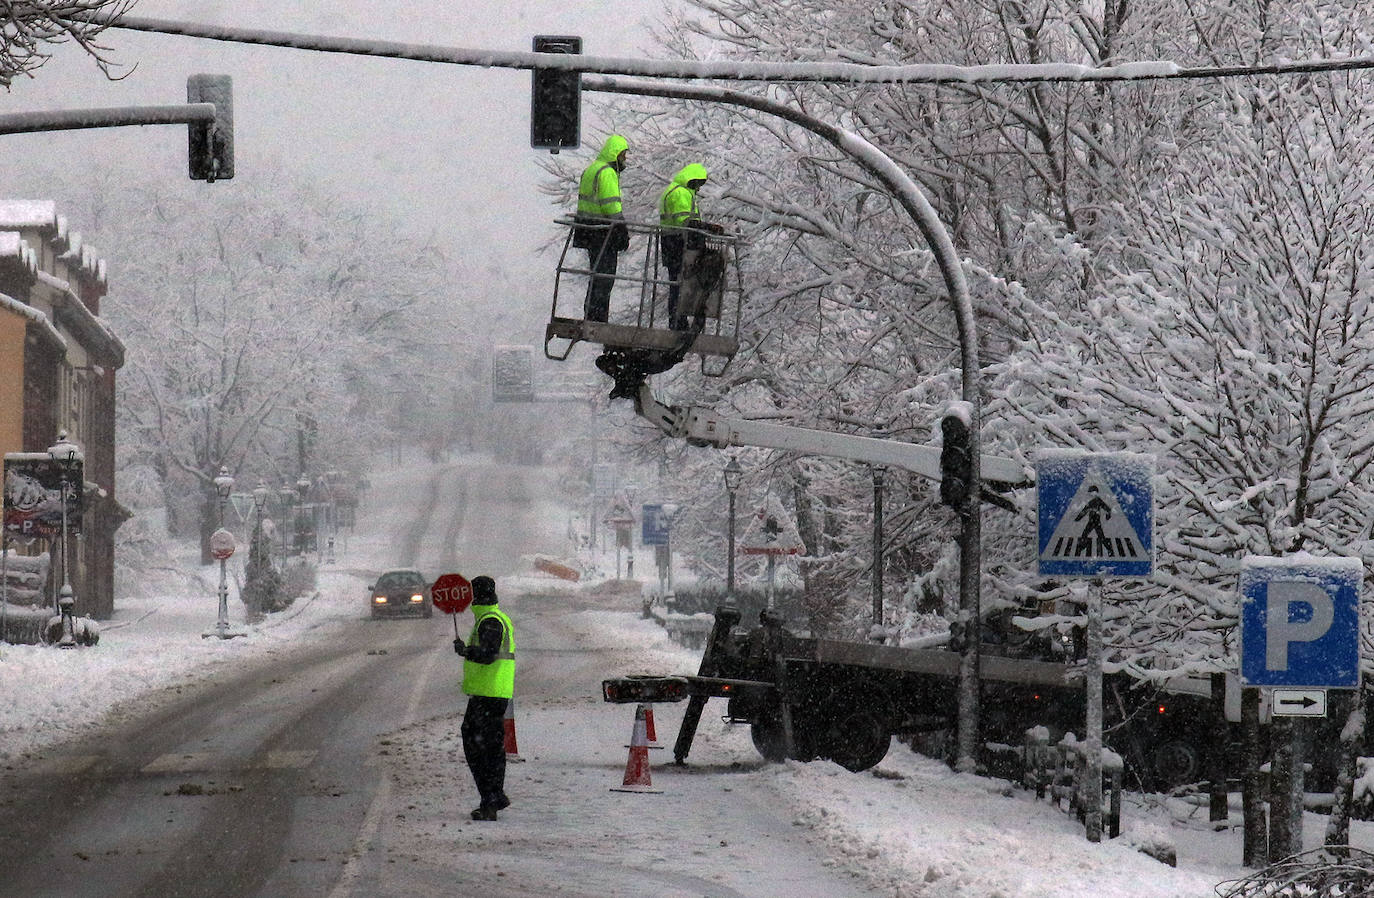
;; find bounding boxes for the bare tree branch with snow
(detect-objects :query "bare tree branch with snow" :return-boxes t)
[0,0,136,87]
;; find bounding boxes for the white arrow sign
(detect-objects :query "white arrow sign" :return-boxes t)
[1270,688,1327,717]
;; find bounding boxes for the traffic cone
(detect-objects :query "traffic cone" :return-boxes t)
[611,704,662,794]
[636,702,665,750]
[504,698,525,763]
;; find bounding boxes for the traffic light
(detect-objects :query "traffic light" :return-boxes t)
[187,74,233,182]
[530,35,582,153]
[939,411,972,509]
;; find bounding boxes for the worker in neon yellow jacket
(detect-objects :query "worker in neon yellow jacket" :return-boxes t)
[657,162,708,329]
[574,134,630,322]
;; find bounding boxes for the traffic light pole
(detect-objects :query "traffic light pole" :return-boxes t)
[88,11,996,774]
[594,74,988,771]
[0,75,233,183]
[0,104,214,135]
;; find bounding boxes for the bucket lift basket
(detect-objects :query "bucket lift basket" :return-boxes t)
[545,217,742,377]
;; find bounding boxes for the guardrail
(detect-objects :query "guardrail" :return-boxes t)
[1024,727,1123,839]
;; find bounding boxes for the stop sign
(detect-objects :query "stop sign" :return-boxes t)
[210,528,236,561]
[431,573,473,614]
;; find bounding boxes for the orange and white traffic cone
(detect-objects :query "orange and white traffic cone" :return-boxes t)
[638,702,665,750]
[504,698,525,763]
[611,704,662,794]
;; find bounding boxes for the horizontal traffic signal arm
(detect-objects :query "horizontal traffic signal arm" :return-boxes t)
[0,104,214,135]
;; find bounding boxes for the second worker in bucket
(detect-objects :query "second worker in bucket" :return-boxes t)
[452,575,516,821]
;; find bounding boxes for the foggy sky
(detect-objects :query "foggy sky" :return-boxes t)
[1,1,652,338]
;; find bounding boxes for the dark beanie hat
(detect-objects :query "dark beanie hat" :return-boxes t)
[472,576,497,603]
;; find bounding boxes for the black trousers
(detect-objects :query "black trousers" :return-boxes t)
[584,246,619,322]
[661,233,685,328]
[461,695,509,807]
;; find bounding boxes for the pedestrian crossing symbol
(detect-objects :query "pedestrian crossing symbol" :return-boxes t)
[1036,450,1154,578]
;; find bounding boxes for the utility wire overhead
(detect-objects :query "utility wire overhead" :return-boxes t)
[91,13,1374,87]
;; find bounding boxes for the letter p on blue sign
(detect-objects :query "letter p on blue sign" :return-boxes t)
[1240,555,1361,689]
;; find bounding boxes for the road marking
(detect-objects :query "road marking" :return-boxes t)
[142,752,218,773]
[263,750,318,769]
[31,755,101,776]
[327,639,446,898]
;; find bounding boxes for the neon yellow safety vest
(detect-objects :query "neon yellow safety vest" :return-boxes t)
[577,134,628,219]
[659,162,708,228]
[462,605,516,699]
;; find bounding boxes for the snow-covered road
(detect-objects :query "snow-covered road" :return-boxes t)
[2,456,1366,897]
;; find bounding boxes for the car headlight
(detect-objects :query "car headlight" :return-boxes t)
[409,593,424,603]
[373,595,387,604]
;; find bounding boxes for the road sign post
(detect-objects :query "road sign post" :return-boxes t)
[1238,554,1361,862]
[203,528,245,640]
[739,495,806,611]
[1035,450,1154,844]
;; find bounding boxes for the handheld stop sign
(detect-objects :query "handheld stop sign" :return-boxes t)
[431,572,474,638]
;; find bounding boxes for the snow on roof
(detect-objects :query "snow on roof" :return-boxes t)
[0,231,38,277]
[0,290,65,349]
[57,231,107,287]
[0,200,58,232]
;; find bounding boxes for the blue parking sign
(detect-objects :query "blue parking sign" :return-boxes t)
[1240,555,1360,688]
[642,503,670,546]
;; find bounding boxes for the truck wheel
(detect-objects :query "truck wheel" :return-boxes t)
[1149,739,1203,790]
[824,707,892,772]
[751,718,789,763]
[751,709,817,763]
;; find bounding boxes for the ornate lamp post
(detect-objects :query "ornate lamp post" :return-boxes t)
[278,483,297,561]
[295,474,311,556]
[252,479,270,558]
[213,466,234,528]
[45,431,83,649]
[204,467,243,639]
[872,466,886,633]
[723,457,743,598]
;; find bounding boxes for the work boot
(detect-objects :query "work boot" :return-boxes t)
[493,794,511,811]
[470,806,499,821]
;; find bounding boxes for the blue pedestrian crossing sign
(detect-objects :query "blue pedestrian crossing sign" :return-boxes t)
[1239,555,1361,689]
[1036,450,1154,578]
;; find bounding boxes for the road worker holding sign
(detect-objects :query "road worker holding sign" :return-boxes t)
[450,575,516,821]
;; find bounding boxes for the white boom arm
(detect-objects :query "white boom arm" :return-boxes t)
[636,383,1027,484]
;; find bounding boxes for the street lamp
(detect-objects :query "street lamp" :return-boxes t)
[213,466,234,528]
[871,466,887,636]
[204,468,242,640]
[723,457,743,597]
[279,484,297,559]
[252,479,270,545]
[45,431,83,649]
[252,477,270,584]
[295,475,311,555]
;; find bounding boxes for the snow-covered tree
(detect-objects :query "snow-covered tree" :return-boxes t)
[991,40,1374,677]
[1,1,135,87]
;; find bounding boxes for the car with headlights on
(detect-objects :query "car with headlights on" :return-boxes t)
[368,569,432,619]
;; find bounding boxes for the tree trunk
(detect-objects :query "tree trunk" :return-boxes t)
[1325,684,1366,856]
[1267,716,1296,863]
[1209,673,1229,823]
[1241,687,1267,866]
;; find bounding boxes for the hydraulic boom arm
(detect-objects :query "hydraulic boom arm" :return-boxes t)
[634,382,1027,485]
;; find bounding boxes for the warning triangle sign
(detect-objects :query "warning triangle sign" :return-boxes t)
[1041,468,1149,569]
[739,494,806,556]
